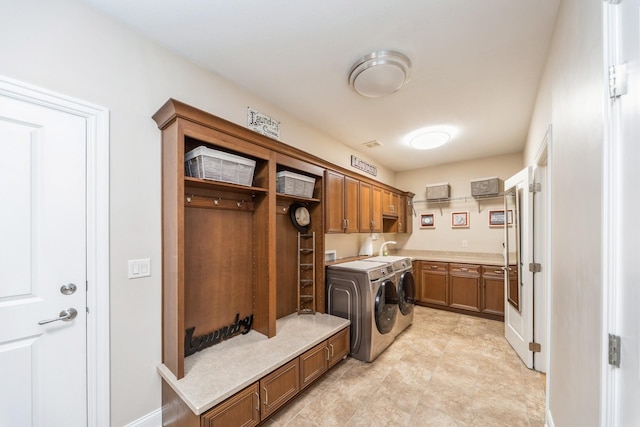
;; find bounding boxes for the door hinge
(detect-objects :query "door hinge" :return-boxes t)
[529,263,542,273]
[529,183,541,193]
[529,342,541,352]
[609,64,627,98]
[608,334,621,367]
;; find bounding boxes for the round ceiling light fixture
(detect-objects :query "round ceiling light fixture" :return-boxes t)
[348,50,411,98]
[406,126,457,150]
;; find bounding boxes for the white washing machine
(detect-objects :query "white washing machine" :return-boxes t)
[326,260,398,362]
[366,256,415,336]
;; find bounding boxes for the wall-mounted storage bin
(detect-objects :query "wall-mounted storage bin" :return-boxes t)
[426,183,450,200]
[277,171,316,198]
[185,145,256,186]
[470,177,500,197]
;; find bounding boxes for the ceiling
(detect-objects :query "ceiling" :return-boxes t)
[82,0,560,172]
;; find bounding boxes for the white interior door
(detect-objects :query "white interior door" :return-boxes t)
[504,167,534,369]
[0,95,88,425]
[603,0,640,424]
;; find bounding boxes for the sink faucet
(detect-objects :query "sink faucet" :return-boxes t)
[378,241,396,256]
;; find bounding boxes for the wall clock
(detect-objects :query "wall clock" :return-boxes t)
[289,203,310,232]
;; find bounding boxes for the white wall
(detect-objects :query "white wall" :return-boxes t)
[0,1,396,425]
[523,0,604,424]
[396,153,523,254]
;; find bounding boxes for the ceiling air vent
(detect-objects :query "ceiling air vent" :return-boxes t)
[362,140,383,148]
[471,177,500,198]
[426,183,450,200]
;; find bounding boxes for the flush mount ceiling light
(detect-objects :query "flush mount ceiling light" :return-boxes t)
[348,50,411,98]
[406,126,457,150]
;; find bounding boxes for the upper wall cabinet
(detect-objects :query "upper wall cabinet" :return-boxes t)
[382,189,399,217]
[359,182,382,233]
[325,170,359,233]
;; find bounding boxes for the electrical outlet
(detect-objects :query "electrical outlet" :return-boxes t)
[128,258,151,279]
[462,240,468,248]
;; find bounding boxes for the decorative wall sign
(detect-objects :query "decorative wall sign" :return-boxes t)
[184,313,254,357]
[247,107,280,140]
[451,211,469,228]
[420,213,435,229]
[351,155,377,176]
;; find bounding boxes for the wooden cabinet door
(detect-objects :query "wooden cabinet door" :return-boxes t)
[482,265,505,316]
[201,383,260,427]
[327,327,350,367]
[382,189,399,217]
[299,341,328,390]
[420,262,448,306]
[358,182,372,232]
[259,359,299,420]
[344,176,360,233]
[397,194,406,233]
[449,264,481,312]
[371,186,383,232]
[325,170,346,233]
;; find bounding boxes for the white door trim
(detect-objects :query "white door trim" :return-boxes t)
[0,75,110,426]
[601,2,617,426]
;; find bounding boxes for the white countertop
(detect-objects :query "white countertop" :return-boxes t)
[157,312,350,415]
[393,250,505,266]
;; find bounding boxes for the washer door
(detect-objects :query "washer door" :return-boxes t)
[398,271,415,316]
[375,279,398,334]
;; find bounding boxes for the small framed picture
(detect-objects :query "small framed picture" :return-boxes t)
[489,210,513,227]
[451,211,469,228]
[420,213,435,228]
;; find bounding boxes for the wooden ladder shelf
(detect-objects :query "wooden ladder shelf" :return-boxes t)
[297,232,316,314]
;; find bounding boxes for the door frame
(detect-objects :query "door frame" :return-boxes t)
[533,127,550,375]
[0,75,110,426]
[602,1,620,425]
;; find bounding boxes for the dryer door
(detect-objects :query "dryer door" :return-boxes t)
[374,279,398,334]
[398,270,415,315]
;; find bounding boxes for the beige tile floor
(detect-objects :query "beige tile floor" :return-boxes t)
[265,306,546,426]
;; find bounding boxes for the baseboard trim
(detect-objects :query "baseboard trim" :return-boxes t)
[125,408,162,427]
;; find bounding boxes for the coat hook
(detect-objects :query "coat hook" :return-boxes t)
[237,200,245,208]
[214,197,220,206]
[186,195,193,203]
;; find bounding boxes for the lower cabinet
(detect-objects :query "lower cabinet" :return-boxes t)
[415,261,506,320]
[327,327,350,367]
[201,383,260,427]
[260,359,300,419]
[448,264,481,312]
[299,341,327,390]
[299,327,350,390]
[481,265,506,316]
[418,262,448,306]
[194,327,350,426]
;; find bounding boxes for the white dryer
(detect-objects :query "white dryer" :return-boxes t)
[326,260,398,362]
[366,256,415,336]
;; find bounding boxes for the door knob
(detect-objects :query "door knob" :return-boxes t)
[60,283,77,295]
[38,308,78,325]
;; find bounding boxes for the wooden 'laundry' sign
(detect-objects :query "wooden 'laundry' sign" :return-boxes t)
[184,313,254,356]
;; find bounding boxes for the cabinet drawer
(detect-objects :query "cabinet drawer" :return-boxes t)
[449,263,481,276]
[482,265,506,279]
[421,261,448,273]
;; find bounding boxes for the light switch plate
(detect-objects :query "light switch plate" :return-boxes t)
[128,258,151,279]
